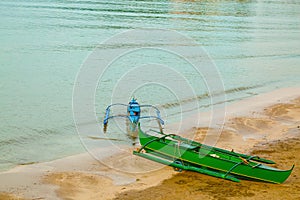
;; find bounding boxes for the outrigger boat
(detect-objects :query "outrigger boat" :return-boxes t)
[133,124,294,183]
[103,98,164,132]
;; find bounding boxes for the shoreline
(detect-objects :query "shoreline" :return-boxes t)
[0,87,299,200]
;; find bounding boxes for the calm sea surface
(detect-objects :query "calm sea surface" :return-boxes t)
[1,0,299,171]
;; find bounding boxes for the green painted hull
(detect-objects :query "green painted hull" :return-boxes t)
[135,125,294,184]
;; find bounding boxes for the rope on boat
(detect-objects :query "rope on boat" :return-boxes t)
[239,157,249,165]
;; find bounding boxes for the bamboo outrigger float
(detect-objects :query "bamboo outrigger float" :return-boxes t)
[133,124,294,183]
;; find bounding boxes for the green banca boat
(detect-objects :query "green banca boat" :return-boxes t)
[133,124,294,183]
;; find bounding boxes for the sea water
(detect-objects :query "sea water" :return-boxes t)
[0,0,299,171]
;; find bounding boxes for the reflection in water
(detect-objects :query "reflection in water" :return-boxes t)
[126,120,139,145]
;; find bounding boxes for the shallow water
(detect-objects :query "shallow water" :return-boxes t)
[0,0,299,171]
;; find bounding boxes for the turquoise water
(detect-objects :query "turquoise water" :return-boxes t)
[1,0,300,171]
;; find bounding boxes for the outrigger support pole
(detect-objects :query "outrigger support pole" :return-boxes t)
[103,103,128,125]
[103,104,164,126]
[140,116,164,125]
[140,105,163,120]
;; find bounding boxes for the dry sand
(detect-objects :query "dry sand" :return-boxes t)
[0,88,299,200]
[0,193,26,200]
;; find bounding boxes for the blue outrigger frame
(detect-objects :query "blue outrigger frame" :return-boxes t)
[103,98,164,131]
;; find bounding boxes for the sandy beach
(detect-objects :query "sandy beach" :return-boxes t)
[0,88,299,200]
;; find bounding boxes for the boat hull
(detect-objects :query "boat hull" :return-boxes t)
[135,126,294,184]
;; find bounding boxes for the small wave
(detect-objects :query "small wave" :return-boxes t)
[95,84,264,119]
[0,159,15,164]
[0,124,75,148]
[160,84,263,110]
[1,1,169,15]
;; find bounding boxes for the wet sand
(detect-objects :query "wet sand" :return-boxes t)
[0,88,299,200]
